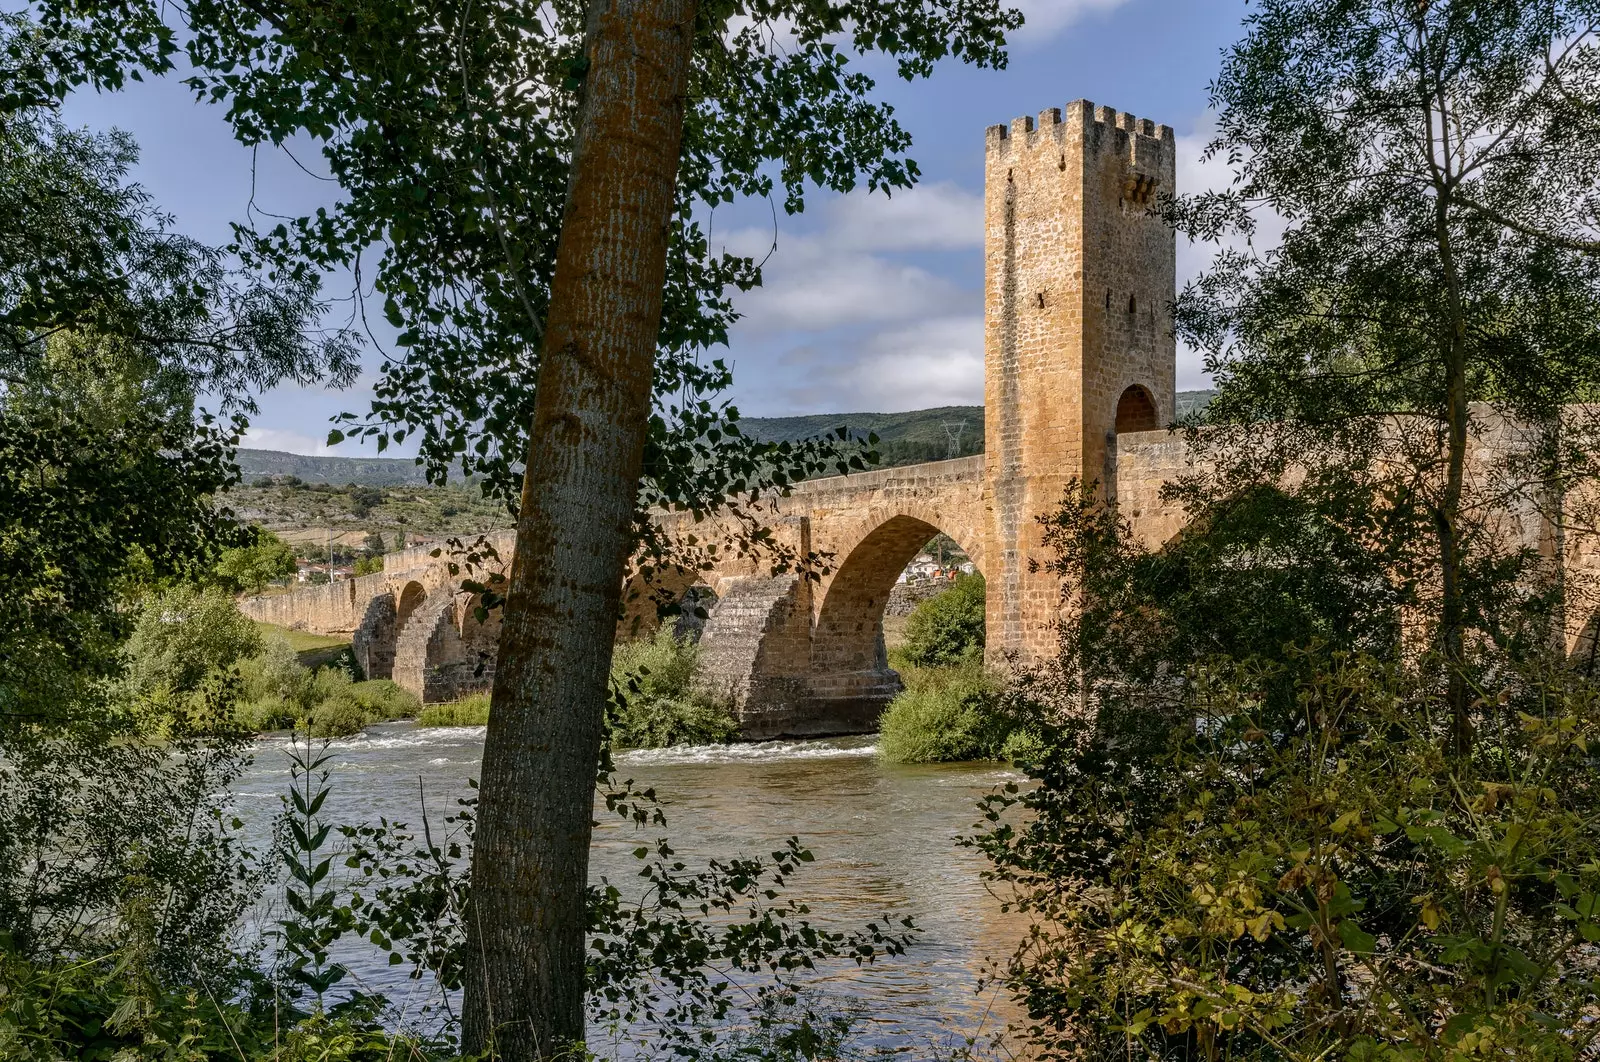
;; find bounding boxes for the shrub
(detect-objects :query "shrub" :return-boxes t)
[236,634,314,730]
[610,627,736,747]
[348,679,420,721]
[877,662,1011,763]
[417,691,491,727]
[899,573,984,669]
[124,585,263,700]
[307,694,367,738]
[976,652,1600,1059]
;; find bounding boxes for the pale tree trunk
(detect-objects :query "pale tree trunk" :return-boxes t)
[462,0,696,1056]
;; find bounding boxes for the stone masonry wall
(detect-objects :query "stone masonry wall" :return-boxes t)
[982,100,1177,663]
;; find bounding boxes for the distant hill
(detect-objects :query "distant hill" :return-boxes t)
[1176,389,1217,419]
[237,391,1217,487]
[234,448,440,487]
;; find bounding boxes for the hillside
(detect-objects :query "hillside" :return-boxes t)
[237,390,1216,490]
[234,448,448,486]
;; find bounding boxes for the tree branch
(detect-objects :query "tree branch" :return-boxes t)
[1454,193,1600,255]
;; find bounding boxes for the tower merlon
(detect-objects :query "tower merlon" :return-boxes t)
[984,98,1177,159]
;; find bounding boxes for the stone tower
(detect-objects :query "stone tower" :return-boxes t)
[981,100,1178,660]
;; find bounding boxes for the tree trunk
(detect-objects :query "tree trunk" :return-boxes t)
[462,0,696,1056]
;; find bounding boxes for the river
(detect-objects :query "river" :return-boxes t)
[235,723,1025,1056]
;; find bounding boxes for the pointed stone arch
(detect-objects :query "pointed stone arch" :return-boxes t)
[1114,383,1160,434]
[352,592,398,680]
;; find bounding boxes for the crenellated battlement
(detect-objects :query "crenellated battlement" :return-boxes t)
[984,98,1174,155]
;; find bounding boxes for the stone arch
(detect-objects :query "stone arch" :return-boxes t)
[397,581,428,630]
[455,593,502,693]
[351,592,398,680]
[617,563,702,643]
[1114,383,1160,434]
[811,514,984,698]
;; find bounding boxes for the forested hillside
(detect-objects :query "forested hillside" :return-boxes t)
[237,389,1218,490]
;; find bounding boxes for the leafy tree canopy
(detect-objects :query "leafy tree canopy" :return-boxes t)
[18,0,1019,573]
[0,16,360,733]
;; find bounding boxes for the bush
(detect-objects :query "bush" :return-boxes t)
[976,652,1600,1059]
[234,643,418,734]
[348,679,420,721]
[899,573,984,669]
[236,634,314,730]
[413,630,735,745]
[124,585,263,702]
[877,662,1012,763]
[417,692,491,727]
[307,694,367,738]
[610,627,736,747]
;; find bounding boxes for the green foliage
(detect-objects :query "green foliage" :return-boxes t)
[124,584,263,704]
[348,680,421,721]
[213,528,298,593]
[899,574,985,669]
[353,554,384,576]
[415,632,736,745]
[877,662,1012,764]
[610,628,737,748]
[0,33,354,732]
[0,940,267,1061]
[237,641,417,735]
[977,652,1600,1059]
[1041,480,1412,724]
[277,735,350,1002]
[1170,0,1600,748]
[0,727,259,979]
[416,692,491,728]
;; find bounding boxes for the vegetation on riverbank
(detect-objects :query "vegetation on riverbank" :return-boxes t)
[417,691,491,727]
[415,628,736,747]
[878,573,1034,764]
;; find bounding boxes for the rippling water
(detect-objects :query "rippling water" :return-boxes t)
[236,723,1024,1053]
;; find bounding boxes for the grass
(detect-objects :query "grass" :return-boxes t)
[416,692,491,727]
[253,622,349,654]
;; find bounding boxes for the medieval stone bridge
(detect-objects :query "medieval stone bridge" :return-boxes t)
[241,99,1194,736]
[238,97,1600,737]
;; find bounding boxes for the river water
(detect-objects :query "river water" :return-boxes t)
[235,723,1025,1055]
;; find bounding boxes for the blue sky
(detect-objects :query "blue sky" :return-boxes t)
[62,0,1251,456]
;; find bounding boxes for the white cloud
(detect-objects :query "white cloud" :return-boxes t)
[818,183,982,252]
[724,183,983,337]
[1011,0,1132,44]
[735,246,973,334]
[846,316,986,409]
[240,426,336,456]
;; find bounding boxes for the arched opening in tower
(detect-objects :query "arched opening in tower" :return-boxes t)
[1114,384,1160,434]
